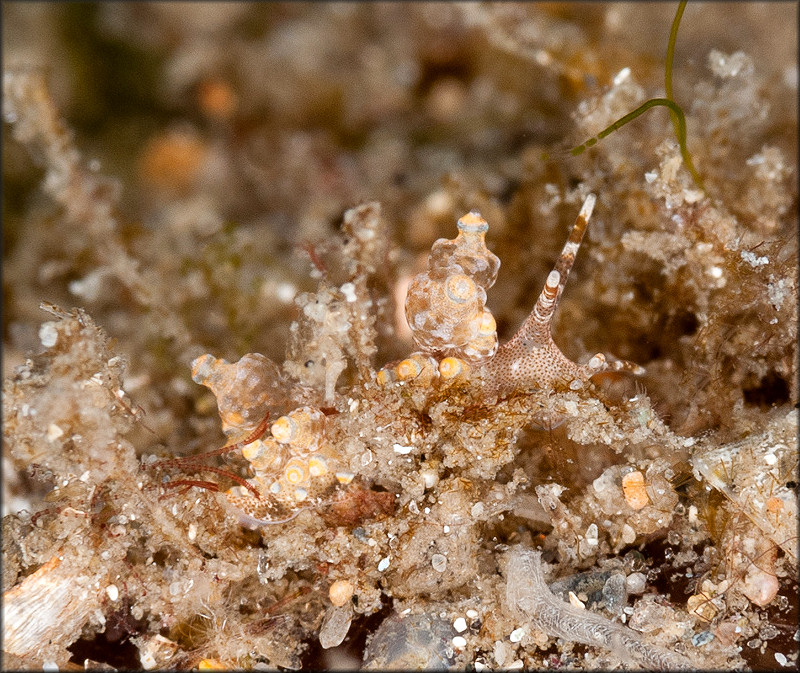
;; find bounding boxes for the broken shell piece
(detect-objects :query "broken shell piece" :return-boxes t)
[137,634,179,670]
[3,555,104,664]
[687,592,718,622]
[319,603,353,649]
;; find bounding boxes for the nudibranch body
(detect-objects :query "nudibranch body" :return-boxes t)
[396,194,643,397]
[188,195,643,524]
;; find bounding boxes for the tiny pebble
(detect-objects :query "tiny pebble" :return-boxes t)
[775,652,788,666]
[568,591,586,609]
[625,572,647,595]
[509,627,524,642]
[452,636,467,648]
[621,523,637,544]
[453,617,467,633]
[187,523,197,541]
[421,471,438,489]
[39,323,58,348]
[275,281,296,303]
[466,609,479,619]
[340,282,357,302]
[105,584,119,601]
[46,423,64,441]
[431,553,447,572]
[692,630,715,647]
[42,663,59,672]
[613,67,631,86]
[329,580,354,607]
[377,557,390,572]
[507,660,524,670]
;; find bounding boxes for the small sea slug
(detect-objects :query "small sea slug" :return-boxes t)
[405,194,643,398]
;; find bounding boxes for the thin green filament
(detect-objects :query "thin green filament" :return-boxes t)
[567,0,704,190]
[665,1,690,156]
[665,1,686,103]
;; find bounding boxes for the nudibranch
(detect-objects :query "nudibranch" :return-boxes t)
[187,195,643,525]
[392,193,643,397]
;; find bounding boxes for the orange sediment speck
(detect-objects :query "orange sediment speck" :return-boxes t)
[622,470,649,510]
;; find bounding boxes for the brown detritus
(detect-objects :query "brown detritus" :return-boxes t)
[319,484,396,527]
